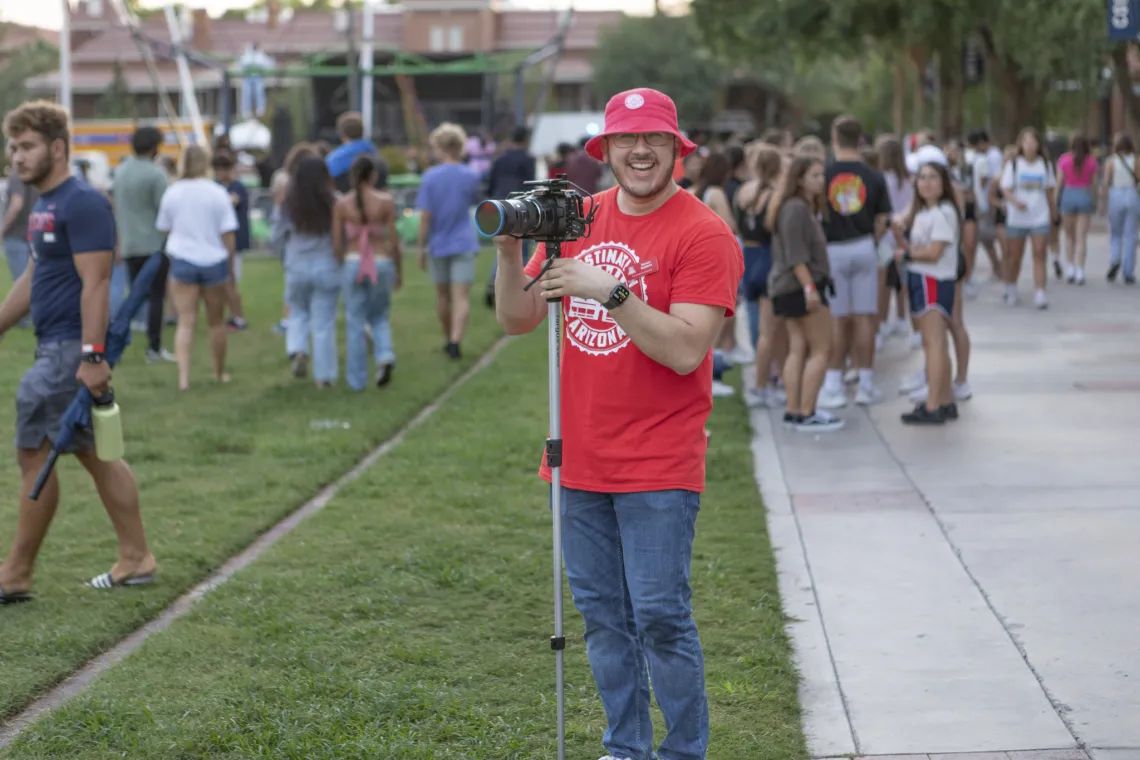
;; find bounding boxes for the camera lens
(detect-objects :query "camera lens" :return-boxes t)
[475,198,545,238]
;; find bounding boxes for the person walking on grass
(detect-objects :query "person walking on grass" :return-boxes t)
[111,126,173,363]
[416,122,482,360]
[210,152,250,331]
[494,88,743,760]
[157,145,238,391]
[0,100,157,604]
[273,156,342,387]
[334,153,401,389]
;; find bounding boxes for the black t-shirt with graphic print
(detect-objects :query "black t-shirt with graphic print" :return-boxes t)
[820,160,892,244]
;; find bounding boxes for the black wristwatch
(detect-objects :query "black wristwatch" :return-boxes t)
[602,283,631,311]
[80,352,106,365]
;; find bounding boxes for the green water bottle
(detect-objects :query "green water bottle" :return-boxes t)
[92,390,125,462]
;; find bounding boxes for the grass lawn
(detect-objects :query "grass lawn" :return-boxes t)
[0,252,502,719]
[0,325,807,759]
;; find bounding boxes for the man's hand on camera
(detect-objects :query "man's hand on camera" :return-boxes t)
[540,258,619,303]
[494,236,522,258]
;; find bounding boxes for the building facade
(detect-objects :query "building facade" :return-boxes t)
[24,0,622,141]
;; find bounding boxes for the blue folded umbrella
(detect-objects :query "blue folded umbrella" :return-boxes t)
[30,252,166,500]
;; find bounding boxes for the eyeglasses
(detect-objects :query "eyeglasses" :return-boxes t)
[609,132,673,148]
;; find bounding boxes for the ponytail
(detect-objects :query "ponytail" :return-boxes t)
[348,153,376,221]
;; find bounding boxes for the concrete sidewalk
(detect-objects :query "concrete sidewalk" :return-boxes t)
[746,234,1140,760]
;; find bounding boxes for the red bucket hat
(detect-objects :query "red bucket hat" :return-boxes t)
[584,88,698,162]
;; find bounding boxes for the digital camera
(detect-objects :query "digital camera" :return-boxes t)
[475,179,593,243]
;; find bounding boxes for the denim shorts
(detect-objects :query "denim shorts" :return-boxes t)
[430,252,477,286]
[1006,224,1051,239]
[1059,186,1095,215]
[170,257,229,287]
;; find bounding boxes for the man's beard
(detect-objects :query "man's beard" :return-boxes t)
[20,153,54,188]
[614,161,673,199]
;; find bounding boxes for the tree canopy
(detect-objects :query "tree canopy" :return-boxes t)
[591,14,726,129]
[691,0,1114,140]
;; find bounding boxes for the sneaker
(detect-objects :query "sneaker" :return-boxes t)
[901,402,946,425]
[725,344,755,365]
[1003,289,1019,306]
[796,410,845,432]
[1053,258,1063,280]
[908,332,923,351]
[227,317,249,332]
[952,380,973,400]
[909,385,930,403]
[942,402,959,420]
[898,369,927,394]
[375,363,394,387]
[875,333,886,353]
[599,755,634,760]
[130,319,147,333]
[963,280,979,300]
[712,380,735,398]
[1108,262,1121,282]
[272,320,287,335]
[445,342,462,360]
[745,386,769,408]
[769,384,787,404]
[816,387,848,410]
[844,367,859,385]
[888,319,909,337]
[1034,290,1048,310]
[145,348,175,363]
[290,352,309,378]
[855,385,885,406]
[1126,275,1137,285]
[782,411,804,426]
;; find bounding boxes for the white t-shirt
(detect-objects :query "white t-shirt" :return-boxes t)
[972,155,993,212]
[999,156,1055,229]
[909,201,959,281]
[156,178,238,266]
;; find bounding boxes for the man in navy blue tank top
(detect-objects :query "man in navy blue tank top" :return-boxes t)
[0,101,157,604]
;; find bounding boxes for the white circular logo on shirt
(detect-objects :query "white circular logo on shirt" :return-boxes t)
[564,242,648,357]
[624,93,645,110]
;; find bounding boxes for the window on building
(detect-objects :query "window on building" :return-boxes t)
[429,26,445,52]
[448,26,463,51]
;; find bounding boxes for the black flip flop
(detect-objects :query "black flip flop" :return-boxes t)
[0,585,33,605]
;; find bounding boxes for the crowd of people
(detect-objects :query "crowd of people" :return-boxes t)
[690,118,1137,428]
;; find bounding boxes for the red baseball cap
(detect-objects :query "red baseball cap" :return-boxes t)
[584,88,698,161]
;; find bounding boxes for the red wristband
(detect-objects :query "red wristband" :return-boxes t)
[82,344,105,354]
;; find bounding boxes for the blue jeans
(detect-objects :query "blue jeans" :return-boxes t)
[744,298,760,349]
[1108,186,1140,279]
[561,487,708,760]
[342,258,396,391]
[3,237,31,327]
[285,255,341,383]
[241,75,266,117]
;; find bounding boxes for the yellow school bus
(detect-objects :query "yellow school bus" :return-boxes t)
[71,118,214,166]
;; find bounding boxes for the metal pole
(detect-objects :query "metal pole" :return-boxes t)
[346,4,359,113]
[544,243,566,760]
[60,0,72,115]
[514,67,525,126]
[163,4,207,147]
[221,71,233,135]
[360,0,375,138]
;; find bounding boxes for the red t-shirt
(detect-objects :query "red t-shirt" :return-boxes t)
[523,186,743,494]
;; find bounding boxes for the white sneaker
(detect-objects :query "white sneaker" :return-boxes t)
[898,369,927,394]
[599,756,634,760]
[953,380,973,400]
[1004,289,1020,306]
[855,385,885,405]
[817,387,848,410]
[844,367,859,385]
[769,384,787,404]
[963,280,979,300]
[889,319,909,337]
[744,386,769,408]
[146,348,175,363]
[1034,289,1049,310]
[725,344,755,365]
[909,385,929,403]
[712,380,735,398]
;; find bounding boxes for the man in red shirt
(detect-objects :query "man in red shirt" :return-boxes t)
[493,88,742,760]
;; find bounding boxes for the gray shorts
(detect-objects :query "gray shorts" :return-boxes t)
[429,252,478,286]
[15,340,93,453]
[826,237,879,317]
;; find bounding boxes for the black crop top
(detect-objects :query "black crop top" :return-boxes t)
[736,185,773,246]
